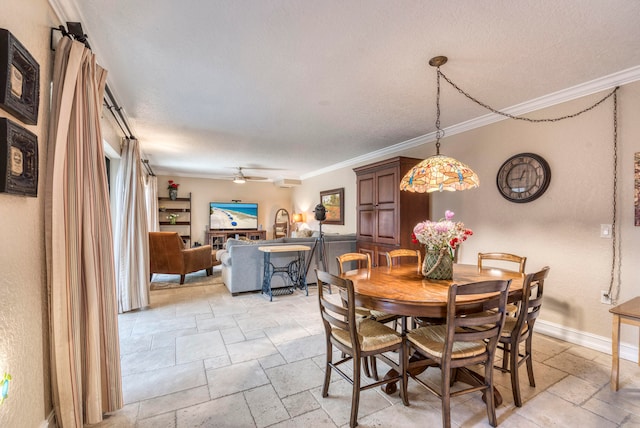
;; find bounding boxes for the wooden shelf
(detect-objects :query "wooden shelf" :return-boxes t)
[158,193,192,246]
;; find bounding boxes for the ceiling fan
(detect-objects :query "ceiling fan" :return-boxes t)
[230,167,268,184]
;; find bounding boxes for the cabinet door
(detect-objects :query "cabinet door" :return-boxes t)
[375,167,399,245]
[357,172,375,242]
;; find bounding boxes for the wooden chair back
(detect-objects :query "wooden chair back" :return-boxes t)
[386,249,421,273]
[478,252,527,273]
[337,252,371,275]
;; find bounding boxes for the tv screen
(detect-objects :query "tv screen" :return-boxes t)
[210,202,258,230]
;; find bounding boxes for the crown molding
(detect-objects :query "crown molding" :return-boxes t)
[302,65,640,180]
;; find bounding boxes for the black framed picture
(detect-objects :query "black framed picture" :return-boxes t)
[0,118,38,197]
[320,188,344,225]
[0,29,40,125]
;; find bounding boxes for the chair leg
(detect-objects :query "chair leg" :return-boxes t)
[206,267,212,276]
[322,341,332,397]
[180,274,185,284]
[502,343,509,370]
[441,365,452,428]
[362,356,371,378]
[510,340,522,407]
[351,355,361,428]
[400,341,409,406]
[370,356,379,380]
[484,360,498,427]
[525,336,536,387]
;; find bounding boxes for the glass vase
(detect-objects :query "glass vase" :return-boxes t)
[169,188,177,200]
[422,249,453,280]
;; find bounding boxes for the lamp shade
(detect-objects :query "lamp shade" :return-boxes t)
[292,213,303,223]
[400,154,480,193]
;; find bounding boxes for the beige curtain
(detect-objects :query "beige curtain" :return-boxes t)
[113,138,150,313]
[45,36,122,427]
[144,174,159,232]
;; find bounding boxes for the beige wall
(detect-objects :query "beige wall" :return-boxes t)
[294,81,640,353]
[0,1,58,426]
[157,175,294,244]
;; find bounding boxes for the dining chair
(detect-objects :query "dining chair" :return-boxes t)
[478,252,527,273]
[406,279,511,428]
[337,252,401,379]
[315,269,409,428]
[478,252,526,316]
[495,266,550,407]
[386,249,422,273]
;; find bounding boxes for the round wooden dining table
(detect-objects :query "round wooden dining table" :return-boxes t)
[341,263,526,401]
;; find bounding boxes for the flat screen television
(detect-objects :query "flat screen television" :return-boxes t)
[210,202,258,230]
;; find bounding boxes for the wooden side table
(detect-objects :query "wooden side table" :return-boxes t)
[609,296,640,391]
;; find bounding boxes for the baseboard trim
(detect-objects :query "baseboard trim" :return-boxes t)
[39,410,56,428]
[536,319,638,363]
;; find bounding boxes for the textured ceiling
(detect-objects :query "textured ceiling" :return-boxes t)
[52,0,640,182]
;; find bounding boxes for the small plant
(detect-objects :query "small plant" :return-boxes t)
[167,213,179,224]
[167,180,180,190]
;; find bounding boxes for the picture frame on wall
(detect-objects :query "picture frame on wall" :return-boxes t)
[0,118,38,197]
[0,29,40,125]
[320,187,344,225]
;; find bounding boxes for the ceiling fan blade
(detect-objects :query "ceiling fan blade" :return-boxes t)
[243,175,268,181]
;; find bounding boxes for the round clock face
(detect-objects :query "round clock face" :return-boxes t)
[496,153,551,203]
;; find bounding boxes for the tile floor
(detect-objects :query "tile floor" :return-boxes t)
[89,272,640,427]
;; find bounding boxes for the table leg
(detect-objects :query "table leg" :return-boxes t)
[261,252,274,301]
[611,314,621,391]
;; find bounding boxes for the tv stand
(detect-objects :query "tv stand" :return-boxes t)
[207,229,267,250]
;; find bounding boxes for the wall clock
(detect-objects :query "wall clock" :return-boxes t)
[496,153,551,203]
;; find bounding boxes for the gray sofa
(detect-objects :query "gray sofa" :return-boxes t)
[217,234,357,295]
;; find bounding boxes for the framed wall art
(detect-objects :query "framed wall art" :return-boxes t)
[0,29,40,125]
[320,187,344,225]
[0,118,38,197]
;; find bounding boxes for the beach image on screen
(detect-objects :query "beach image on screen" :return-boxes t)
[210,203,258,229]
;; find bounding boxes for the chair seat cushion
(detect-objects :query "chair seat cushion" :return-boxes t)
[332,319,401,352]
[500,316,528,338]
[407,325,486,359]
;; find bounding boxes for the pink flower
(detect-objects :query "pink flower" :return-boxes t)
[445,210,455,220]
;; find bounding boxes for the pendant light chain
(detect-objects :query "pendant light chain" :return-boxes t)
[434,68,442,155]
[438,70,619,123]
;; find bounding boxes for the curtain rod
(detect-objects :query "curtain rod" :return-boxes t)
[50,24,132,138]
[50,23,156,176]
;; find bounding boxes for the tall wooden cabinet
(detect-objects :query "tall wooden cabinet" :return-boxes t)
[354,157,430,266]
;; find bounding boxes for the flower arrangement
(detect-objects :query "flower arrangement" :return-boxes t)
[167,180,179,190]
[167,213,179,224]
[412,210,473,258]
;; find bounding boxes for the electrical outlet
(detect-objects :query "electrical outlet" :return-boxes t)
[600,224,612,238]
[600,290,612,304]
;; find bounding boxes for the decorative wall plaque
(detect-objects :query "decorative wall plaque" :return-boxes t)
[0,29,40,125]
[0,118,38,196]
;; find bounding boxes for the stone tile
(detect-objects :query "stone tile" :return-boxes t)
[259,353,287,370]
[133,316,197,336]
[221,327,246,344]
[204,354,231,370]
[226,337,279,363]
[583,396,631,425]
[206,360,270,399]
[276,334,325,363]
[121,347,175,376]
[119,334,153,355]
[268,408,337,428]
[281,391,320,418]
[547,374,599,404]
[516,391,617,427]
[138,385,210,419]
[176,330,227,364]
[175,300,213,317]
[544,351,611,387]
[136,411,176,428]
[151,327,198,350]
[196,314,238,332]
[122,361,206,403]
[244,384,290,428]
[264,322,311,345]
[177,393,256,427]
[266,359,325,398]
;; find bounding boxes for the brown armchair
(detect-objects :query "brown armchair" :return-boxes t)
[149,232,214,284]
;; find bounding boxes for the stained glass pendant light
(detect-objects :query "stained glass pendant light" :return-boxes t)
[400,56,480,193]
